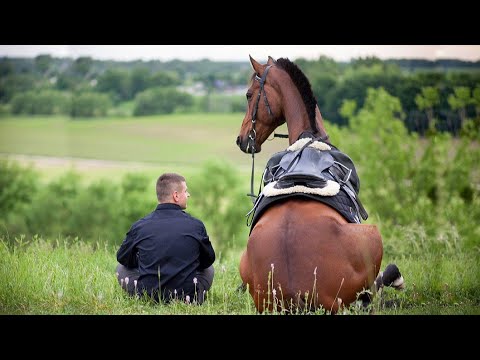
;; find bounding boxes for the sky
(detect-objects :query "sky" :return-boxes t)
[1,45,480,63]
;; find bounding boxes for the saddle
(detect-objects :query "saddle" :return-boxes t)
[247,134,368,230]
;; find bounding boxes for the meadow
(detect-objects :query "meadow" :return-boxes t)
[1,108,479,315]
[0,114,288,178]
[1,237,478,315]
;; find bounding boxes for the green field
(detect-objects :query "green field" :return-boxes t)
[0,114,290,180]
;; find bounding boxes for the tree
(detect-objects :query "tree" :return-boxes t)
[96,68,131,102]
[472,86,480,118]
[34,54,53,76]
[194,73,216,112]
[415,86,440,136]
[0,58,14,76]
[447,86,472,125]
[130,67,150,98]
[459,86,480,140]
[72,57,93,79]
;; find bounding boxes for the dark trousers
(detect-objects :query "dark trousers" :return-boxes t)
[116,263,214,304]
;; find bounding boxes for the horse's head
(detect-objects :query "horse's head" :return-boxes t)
[236,55,327,153]
[236,56,286,154]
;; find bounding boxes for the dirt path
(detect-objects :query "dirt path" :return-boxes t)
[0,153,160,171]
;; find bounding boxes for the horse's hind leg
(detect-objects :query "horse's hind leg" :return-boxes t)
[357,263,405,311]
[375,263,405,291]
[237,250,251,293]
[357,290,374,310]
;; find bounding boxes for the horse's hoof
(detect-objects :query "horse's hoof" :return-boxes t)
[383,264,405,290]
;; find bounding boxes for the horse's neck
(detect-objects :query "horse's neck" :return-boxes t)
[314,106,329,141]
[279,76,328,144]
[281,89,310,144]
[285,106,328,144]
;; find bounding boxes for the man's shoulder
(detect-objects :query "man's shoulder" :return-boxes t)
[182,212,206,228]
[131,212,155,228]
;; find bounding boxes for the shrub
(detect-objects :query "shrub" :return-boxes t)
[70,92,112,118]
[133,87,193,115]
[0,160,38,217]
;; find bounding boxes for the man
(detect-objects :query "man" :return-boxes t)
[116,172,215,304]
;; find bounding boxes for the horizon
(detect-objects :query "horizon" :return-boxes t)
[1,45,480,62]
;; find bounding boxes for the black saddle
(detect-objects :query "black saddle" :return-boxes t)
[247,135,368,229]
[275,174,327,189]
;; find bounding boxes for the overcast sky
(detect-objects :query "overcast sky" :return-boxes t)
[1,45,480,62]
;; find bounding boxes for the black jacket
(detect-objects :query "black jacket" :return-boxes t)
[117,203,215,302]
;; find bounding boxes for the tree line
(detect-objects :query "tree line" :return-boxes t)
[1,54,479,135]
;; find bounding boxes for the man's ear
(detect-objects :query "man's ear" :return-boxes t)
[172,191,179,202]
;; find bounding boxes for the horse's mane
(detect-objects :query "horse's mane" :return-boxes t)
[275,58,318,134]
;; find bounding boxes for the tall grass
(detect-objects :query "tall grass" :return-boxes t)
[1,235,478,315]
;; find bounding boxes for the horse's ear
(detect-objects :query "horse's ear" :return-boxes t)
[315,104,324,122]
[267,56,276,65]
[249,55,264,75]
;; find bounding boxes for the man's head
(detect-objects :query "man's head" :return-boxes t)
[156,173,190,209]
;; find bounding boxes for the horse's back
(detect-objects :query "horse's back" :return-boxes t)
[240,198,383,313]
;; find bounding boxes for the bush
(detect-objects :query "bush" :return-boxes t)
[0,160,38,217]
[188,160,252,254]
[117,173,155,236]
[10,90,71,115]
[70,92,112,118]
[133,87,193,115]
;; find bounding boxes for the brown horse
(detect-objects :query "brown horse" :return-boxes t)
[236,56,404,314]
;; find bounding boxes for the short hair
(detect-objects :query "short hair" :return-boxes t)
[156,173,186,202]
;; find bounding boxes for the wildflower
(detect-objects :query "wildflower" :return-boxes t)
[125,277,129,286]
[186,295,191,304]
[314,267,317,275]
[221,265,226,273]
[271,263,274,271]
[272,289,277,297]
[193,277,198,285]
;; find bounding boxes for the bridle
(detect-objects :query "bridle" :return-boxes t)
[246,65,274,203]
[245,64,329,204]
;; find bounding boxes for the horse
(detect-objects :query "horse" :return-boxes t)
[235,56,404,314]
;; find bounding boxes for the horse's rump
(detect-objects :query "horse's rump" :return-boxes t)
[241,199,383,313]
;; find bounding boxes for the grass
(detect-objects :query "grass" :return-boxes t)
[0,114,289,173]
[0,236,253,315]
[1,236,478,315]
[0,114,290,185]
